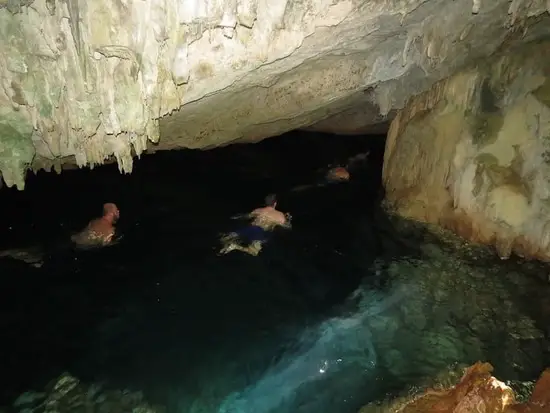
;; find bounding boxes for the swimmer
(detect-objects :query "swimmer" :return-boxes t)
[71,203,121,248]
[0,203,121,267]
[324,151,370,183]
[325,166,350,182]
[289,165,350,192]
[219,195,291,256]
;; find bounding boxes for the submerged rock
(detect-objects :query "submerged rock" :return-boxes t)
[383,39,550,262]
[359,362,550,413]
[354,224,550,402]
[0,247,44,268]
[10,373,161,413]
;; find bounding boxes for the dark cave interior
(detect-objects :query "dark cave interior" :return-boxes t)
[0,130,389,406]
[1,130,548,413]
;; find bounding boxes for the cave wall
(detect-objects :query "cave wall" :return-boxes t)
[383,39,550,261]
[1,0,550,190]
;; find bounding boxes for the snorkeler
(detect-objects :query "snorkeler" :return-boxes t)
[71,202,121,248]
[218,195,292,256]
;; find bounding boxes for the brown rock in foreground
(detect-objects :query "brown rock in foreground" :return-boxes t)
[388,362,550,413]
[508,367,550,413]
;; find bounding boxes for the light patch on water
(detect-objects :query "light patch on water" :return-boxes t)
[186,218,549,413]
[215,283,412,413]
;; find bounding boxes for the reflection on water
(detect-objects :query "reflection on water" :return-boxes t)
[192,219,549,413]
[0,132,549,413]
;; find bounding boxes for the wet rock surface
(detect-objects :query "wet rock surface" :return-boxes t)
[6,364,548,413]
[8,373,161,413]
[360,362,550,413]
[349,216,550,401]
[0,247,44,267]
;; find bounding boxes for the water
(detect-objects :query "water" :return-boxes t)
[0,131,548,413]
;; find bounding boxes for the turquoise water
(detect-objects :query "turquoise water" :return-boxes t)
[0,132,548,413]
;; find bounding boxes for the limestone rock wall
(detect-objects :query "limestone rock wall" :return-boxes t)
[383,39,550,261]
[1,0,550,189]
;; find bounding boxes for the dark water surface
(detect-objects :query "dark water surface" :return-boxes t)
[0,131,549,413]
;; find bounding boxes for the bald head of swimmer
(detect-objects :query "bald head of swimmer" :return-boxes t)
[102,202,120,224]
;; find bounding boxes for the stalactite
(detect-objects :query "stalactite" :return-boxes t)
[237,0,257,28]
[219,0,237,38]
[1,0,549,190]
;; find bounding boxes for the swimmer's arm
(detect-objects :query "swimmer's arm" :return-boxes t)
[280,214,293,229]
[231,209,263,220]
[230,213,253,220]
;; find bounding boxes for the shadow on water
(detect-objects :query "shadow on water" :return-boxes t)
[0,131,549,413]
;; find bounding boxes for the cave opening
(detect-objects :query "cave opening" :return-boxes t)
[0,130,548,413]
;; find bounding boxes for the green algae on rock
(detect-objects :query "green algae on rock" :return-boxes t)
[1,0,550,189]
[0,121,34,190]
[383,39,550,262]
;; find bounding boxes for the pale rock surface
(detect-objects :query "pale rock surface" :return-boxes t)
[1,0,550,189]
[383,39,550,261]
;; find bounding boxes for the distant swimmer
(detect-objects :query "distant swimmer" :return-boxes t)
[290,165,350,192]
[71,203,121,248]
[219,195,291,256]
[322,151,372,183]
[325,166,350,182]
[290,151,370,192]
[325,151,371,183]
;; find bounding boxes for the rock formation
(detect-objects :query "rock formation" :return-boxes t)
[0,246,44,267]
[359,362,550,413]
[7,364,549,413]
[9,373,161,413]
[1,0,550,189]
[383,39,550,262]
